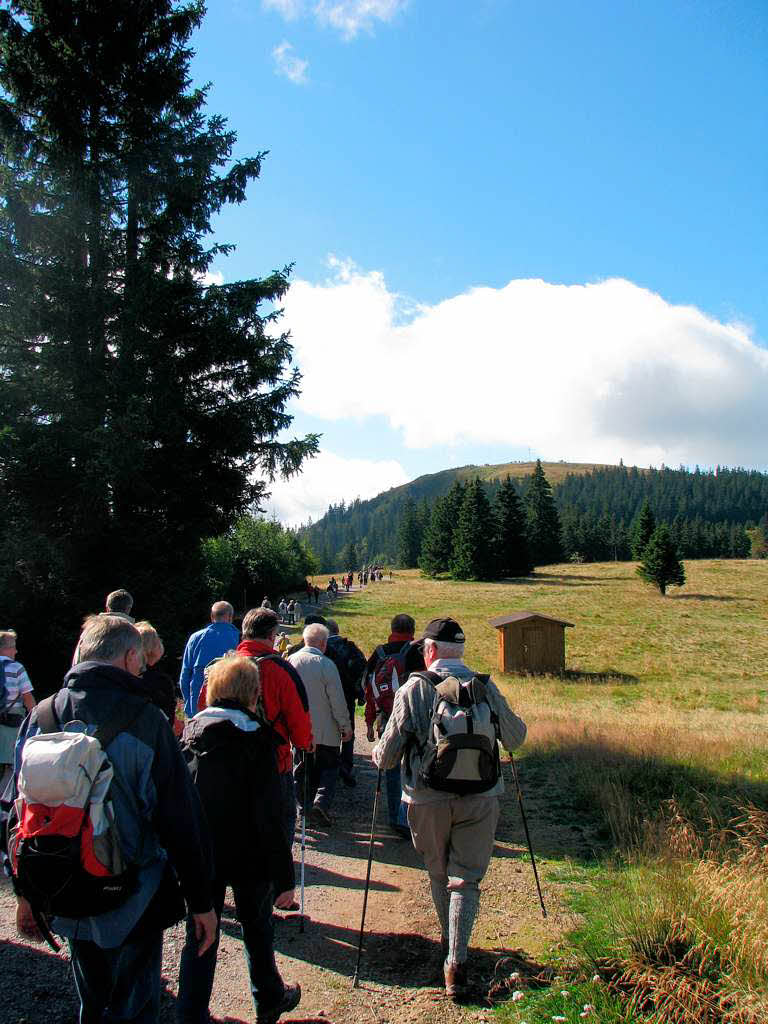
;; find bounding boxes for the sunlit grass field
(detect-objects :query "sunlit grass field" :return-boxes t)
[323,561,768,760]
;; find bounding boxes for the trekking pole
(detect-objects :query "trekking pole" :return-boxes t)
[508,753,547,918]
[352,766,382,988]
[300,750,308,933]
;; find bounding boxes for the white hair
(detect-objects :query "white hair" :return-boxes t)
[424,637,465,660]
[304,623,329,649]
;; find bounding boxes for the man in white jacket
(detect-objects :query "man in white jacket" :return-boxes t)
[289,623,352,827]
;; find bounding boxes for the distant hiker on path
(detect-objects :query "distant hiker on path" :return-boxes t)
[289,623,352,827]
[135,621,178,724]
[278,598,288,622]
[179,601,239,716]
[261,596,272,610]
[364,613,425,838]
[373,616,527,1000]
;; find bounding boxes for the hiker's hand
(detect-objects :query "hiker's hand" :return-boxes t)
[193,909,218,957]
[16,898,42,942]
[366,725,375,742]
[341,728,353,742]
[274,889,295,910]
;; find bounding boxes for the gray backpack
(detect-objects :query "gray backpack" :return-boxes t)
[417,672,501,795]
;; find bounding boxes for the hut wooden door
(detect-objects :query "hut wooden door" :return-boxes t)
[522,625,544,673]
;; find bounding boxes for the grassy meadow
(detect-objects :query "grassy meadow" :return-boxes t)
[320,561,768,1023]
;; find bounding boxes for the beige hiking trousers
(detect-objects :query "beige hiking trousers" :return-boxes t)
[407,795,500,888]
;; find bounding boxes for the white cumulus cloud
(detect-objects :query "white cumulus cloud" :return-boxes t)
[280,261,768,470]
[265,450,409,526]
[263,0,407,38]
[272,40,310,84]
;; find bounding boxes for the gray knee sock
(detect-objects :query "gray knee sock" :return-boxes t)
[448,886,480,965]
[429,877,450,942]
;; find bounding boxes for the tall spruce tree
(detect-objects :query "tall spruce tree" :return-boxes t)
[524,460,563,566]
[451,478,494,580]
[636,524,685,596]
[493,475,532,577]
[0,1,317,675]
[396,496,421,568]
[632,499,656,558]
[419,494,455,576]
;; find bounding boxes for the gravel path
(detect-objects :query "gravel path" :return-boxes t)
[1,731,583,1024]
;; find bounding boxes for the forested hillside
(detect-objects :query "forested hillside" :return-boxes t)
[297,461,768,571]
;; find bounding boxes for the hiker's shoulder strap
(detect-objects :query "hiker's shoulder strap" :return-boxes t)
[35,693,61,734]
[252,652,309,712]
[398,640,414,657]
[93,698,151,752]
[408,670,442,688]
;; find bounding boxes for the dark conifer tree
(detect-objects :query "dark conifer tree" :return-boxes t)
[397,497,421,568]
[524,460,563,566]
[452,479,494,580]
[419,495,455,577]
[636,524,685,595]
[493,475,531,577]
[0,1,317,673]
[632,499,656,558]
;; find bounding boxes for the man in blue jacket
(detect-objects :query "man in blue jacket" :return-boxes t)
[9,615,217,1023]
[180,601,239,715]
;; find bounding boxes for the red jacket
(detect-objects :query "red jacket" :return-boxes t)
[236,638,313,774]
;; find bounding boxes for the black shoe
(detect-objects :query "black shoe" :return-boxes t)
[340,771,357,788]
[389,823,411,840]
[311,805,332,827]
[257,982,301,1024]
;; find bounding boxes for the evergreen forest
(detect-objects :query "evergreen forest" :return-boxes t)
[297,461,767,574]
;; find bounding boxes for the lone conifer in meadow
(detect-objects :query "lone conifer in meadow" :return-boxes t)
[493,475,532,577]
[452,478,494,580]
[524,460,563,566]
[632,499,656,558]
[636,524,686,595]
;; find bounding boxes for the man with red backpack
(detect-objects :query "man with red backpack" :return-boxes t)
[235,608,314,846]
[364,613,425,837]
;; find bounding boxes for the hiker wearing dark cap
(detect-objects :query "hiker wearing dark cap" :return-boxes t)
[364,614,425,837]
[373,617,527,1000]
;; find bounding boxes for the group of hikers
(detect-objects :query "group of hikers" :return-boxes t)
[0,585,527,1022]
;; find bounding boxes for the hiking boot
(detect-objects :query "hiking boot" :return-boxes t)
[339,770,357,788]
[257,982,301,1024]
[310,804,332,827]
[444,961,468,1000]
[389,822,411,840]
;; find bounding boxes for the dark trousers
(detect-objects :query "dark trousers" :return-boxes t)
[177,879,284,1023]
[294,744,340,811]
[278,769,296,847]
[69,928,163,1024]
[340,696,356,777]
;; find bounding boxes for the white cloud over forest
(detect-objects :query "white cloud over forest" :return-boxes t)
[272,40,310,84]
[263,0,408,39]
[281,261,768,470]
[265,449,409,526]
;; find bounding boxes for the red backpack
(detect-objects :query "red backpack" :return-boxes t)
[368,641,413,716]
[7,695,147,949]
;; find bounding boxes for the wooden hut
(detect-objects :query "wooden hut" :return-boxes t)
[489,611,574,675]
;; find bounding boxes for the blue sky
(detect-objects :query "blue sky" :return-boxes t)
[190,1,767,524]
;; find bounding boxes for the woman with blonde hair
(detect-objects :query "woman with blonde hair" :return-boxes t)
[135,621,178,724]
[177,656,300,1024]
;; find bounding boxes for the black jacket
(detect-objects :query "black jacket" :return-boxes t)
[182,702,294,893]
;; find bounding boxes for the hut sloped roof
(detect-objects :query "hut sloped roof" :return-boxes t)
[488,611,574,629]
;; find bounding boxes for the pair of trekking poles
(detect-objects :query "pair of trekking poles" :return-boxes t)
[350,754,546,988]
